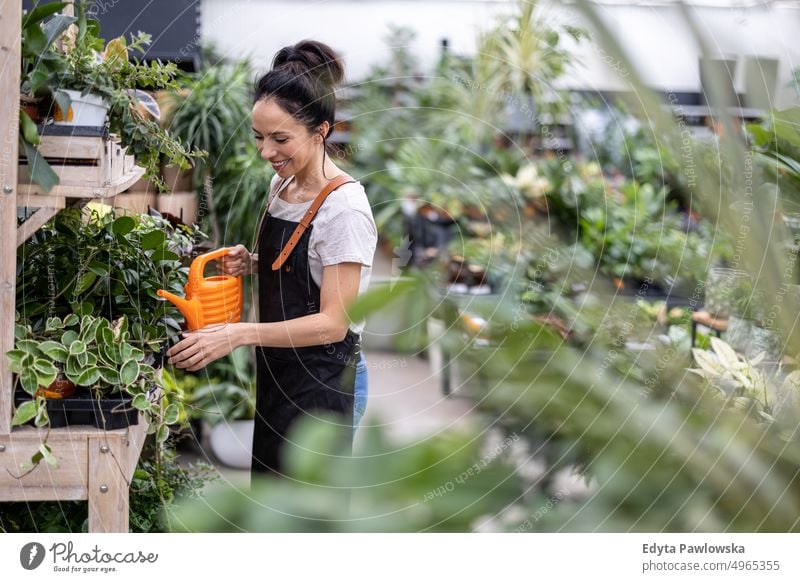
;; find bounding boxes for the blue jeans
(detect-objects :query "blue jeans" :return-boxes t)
[353,351,368,434]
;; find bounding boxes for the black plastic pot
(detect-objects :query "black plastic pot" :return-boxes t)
[15,389,139,430]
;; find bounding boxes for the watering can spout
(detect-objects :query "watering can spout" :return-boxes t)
[157,289,202,328]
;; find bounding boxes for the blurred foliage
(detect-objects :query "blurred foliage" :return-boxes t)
[166,56,272,247]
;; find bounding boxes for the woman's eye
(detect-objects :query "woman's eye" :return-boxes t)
[254,135,264,142]
[275,138,288,144]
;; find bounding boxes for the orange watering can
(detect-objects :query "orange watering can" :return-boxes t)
[157,248,242,330]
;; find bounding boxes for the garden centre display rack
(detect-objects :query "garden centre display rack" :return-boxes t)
[0,1,148,532]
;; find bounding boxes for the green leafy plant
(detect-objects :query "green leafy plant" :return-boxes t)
[55,2,204,187]
[689,337,800,424]
[17,208,205,350]
[8,314,174,433]
[19,1,204,190]
[7,313,183,472]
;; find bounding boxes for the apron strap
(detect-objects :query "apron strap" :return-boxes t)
[271,174,355,271]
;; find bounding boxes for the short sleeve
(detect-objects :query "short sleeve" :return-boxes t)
[316,208,378,268]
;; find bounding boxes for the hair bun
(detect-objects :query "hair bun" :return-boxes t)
[271,40,344,88]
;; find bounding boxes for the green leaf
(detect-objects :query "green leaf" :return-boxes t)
[39,444,57,467]
[41,14,76,51]
[22,139,59,192]
[72,301,94,317]
[6,349,27,365]
[132,393,149,411]
[112,216,136,236]
[74,271,97,296]
[141,230,166,250]
[69,340,87,355]
[23,2,67,29]
[33,359,58,388]
[21,18,47,55]
[63,314,79,327]
[85,352,98,368]
[65,353,81,376]
[99,366,120,385]
[75,367,101,387]
[11,401,37,426]
[163,403,180,424]
[152,248,181,262]
[52,89,73,123]
[80,317,102,344]
[34,403,49,428]
[20,368,39,395]
[20,109,40,146]
[120,360,140,386]
[16,339,39,354]
[61,330,79,346]
[156,424,170,444]
[37,340,68,362]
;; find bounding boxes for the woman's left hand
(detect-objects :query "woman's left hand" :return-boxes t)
[167,323,243,371]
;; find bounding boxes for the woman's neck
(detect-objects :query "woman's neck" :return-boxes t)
[289,154,343,202]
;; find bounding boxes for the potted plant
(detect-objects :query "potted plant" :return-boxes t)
[6,313,183,471]
[19,1,203,191]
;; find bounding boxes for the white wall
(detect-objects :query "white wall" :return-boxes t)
[201,0,800,107]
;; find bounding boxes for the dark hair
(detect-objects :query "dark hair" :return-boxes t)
[254,40,344,139]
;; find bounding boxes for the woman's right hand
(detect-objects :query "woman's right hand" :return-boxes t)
[219,244,252,276]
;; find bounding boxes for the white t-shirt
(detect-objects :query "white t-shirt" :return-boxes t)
[263,174,377,333]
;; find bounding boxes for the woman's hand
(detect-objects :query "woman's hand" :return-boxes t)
[166,323,243,371]
[219,244,253,276]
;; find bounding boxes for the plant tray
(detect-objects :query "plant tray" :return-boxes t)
[14,389,139,430]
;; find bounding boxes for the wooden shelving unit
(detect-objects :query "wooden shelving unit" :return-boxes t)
[0,1,148,532]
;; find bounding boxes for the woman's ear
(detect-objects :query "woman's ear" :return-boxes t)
[317,121,330,142]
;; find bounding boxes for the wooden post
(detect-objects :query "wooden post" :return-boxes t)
[0,1,22,435]
[87,435,130,533]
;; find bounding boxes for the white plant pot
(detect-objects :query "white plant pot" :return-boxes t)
[208,420,253,469]
[54,89,109,126]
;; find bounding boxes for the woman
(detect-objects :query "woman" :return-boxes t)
[167,40,377,475]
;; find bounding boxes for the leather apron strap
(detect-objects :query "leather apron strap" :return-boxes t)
[271,174,355,271]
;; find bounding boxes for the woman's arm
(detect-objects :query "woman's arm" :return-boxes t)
[242,261,361,347]
[167,262,362,371]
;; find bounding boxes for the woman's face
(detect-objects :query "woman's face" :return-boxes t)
[252,98,322,178]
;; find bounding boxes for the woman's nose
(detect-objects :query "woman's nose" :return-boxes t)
[260,147,276,162]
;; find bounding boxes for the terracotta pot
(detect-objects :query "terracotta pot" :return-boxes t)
[20,97,42,124]
[36,377,76,399]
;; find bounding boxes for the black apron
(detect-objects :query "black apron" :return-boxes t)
[252,208,359,475]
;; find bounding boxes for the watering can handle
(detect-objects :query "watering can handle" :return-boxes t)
[188,247,234,288]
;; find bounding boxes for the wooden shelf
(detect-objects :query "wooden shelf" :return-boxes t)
[0,416,148,531]
[17,165,146,205]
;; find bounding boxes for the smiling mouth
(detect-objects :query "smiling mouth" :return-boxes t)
[272,159,289,169]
